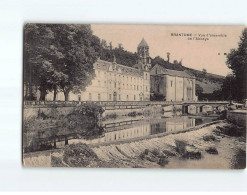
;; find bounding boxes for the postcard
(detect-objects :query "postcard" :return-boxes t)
[23,24,246,168]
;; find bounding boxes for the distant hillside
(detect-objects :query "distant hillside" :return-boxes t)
[151,56,224,94]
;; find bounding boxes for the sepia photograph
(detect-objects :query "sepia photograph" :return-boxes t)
[22,24,246,168]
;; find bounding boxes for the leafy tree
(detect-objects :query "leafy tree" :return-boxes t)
[118,43,124,50]
[195,84,203,99]
[24,24,101,101]
[226,28,247,100]
[24,24,66,100]
[221,74,237,100]
[151,56,184,71]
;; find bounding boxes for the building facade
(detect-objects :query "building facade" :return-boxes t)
[46,39,151,101]
[150,64,197,102]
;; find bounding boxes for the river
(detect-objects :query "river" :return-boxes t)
[23,111,218,153]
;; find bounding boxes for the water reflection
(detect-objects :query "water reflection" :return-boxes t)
[69,116,197,145]
[23,112,215,153]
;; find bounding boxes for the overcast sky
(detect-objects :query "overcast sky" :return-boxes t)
[91,24,244,76]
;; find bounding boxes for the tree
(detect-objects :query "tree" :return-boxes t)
[24,24,66,101]
[118,43,124,50]
[226,28,247,100]
[24,24,101,101]
[195,84,203,100]
[173,60,178,65]
[221,74,237,100]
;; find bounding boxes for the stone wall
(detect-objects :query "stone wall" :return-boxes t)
[227,110,247,127]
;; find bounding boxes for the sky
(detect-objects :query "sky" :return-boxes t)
[91,24,245,76]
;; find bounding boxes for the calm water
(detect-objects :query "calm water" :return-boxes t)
[23,113,217,153]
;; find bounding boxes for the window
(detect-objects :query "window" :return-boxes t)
[146,86,148,92]
[134,85,136,90]
[98,80,100,86]
[137,85,139,90]
[114,82,116,88]
[78,95,81,101]
[89,93,92,100]
[127,95,129,100]
[123,84,125,89]
[104,81,106,87]
[109,94,112,100]
[127,84,129,89]
[109,81,112,88]
[98,93,101,101]
[146,73,147,80]
[134,95,136,101]
[131,77,132,82]
[171,81,173,87]
[98,70,100,76]
[119,95,121,100]
[127,76,128,81]
[104,72,106,78]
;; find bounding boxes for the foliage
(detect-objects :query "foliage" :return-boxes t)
[99,41,138,67]
[63,143,99,167]
[57,103,104,137]
[151,56,184,71]
[150,92,166,101]
[195,84,203,98]
[226,28,247,100]
[24,24,101,101]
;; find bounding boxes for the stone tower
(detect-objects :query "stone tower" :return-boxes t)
[137,38,151,70]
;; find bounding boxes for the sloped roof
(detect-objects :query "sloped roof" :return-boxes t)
[138,38,149,48]
[94,59,143,77]
[152,64,195,79]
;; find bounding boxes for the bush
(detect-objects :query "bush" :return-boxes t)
[175,140,187,154]
[63,143,98,167]
[104,113,117,119]
[158,157,169,166]
[205,147,218,155]
[203,135,216,142]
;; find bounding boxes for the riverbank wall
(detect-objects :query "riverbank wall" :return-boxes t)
[227,110,247,127]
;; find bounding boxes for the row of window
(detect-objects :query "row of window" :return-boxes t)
[87,93,144,101]
[96,70,149,82]
[96,80,149,91]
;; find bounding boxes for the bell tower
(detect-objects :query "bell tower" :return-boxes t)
[137,38,151,70]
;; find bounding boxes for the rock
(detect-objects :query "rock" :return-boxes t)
[203,135,216,142]
[151,148,160,156]
[163,149,176,157]
[158,157,169,167]
[144,149,149,155]
[146,155,158,162]
[205,147,218,155]
[184,145,202,160]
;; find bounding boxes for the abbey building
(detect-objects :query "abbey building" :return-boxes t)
[45,38,196,102]
[46,38,151,101]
